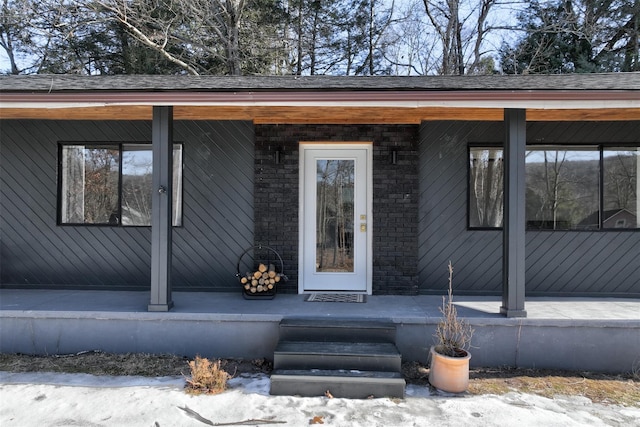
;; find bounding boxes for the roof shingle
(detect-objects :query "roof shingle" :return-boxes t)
[1,73,639,93]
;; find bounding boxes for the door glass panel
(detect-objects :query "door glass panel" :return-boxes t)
[316,159,354,272]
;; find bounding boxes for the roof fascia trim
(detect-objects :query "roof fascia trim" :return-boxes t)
[1,89,639,104]
[2,100,639,110]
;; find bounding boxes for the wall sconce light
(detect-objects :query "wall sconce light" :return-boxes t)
[391,149,398,165]
[274,147,284,164]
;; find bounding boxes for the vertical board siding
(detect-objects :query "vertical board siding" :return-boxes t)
[0,120,254,290]
[418,121,640,296]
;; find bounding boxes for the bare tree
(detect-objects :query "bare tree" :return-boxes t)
[385,0,459,75]
[604,151,638,212]
[87,0,282,75]
[422,0,504,75]
[542,150,567,228]
[0,0,30,73]
[388,0,506,75]
[88,0,198,74]
[316,160,354,271]
[423,0,463,74]
[0,0,75,74]
[469,148,504,227]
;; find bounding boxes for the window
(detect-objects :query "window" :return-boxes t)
[603,148,639,229]
[468,145,639,230]
[469,147,504,228]
[526,147,599,230]
[59,143,183,226]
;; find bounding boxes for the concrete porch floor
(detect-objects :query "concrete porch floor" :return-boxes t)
[1,289,639,374]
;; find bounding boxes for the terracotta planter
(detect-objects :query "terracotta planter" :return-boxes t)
[428,346,471,393]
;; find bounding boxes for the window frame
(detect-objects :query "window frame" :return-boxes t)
[467,143,639,232]
[57,141,184,227]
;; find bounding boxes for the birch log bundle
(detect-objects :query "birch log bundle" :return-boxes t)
[240,263,282,293]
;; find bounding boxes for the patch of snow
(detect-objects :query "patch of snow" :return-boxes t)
[0,372,638,427]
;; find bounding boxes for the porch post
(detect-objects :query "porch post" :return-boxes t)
[501,108,527,318]
[637,150,640,227]
[148,106,174,312]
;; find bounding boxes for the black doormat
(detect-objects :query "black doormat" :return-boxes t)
[305,293,366,303]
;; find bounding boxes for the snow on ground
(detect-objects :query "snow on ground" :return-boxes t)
[1,372,639,427]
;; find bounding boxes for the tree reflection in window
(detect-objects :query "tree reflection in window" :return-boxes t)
[469,148,504,228]
[59,143,182,226]
[316,159,354,272]
[603,149,638,229]
[60,145,119,224]
[526,147,599,230]
[468,145,638,230]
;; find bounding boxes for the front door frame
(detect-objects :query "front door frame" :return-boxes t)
[298,142,373,295]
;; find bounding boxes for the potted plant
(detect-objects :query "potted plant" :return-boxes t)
[428,261,474,393]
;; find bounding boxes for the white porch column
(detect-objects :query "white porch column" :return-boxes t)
[501,109,527,318]
[148,106,174,312]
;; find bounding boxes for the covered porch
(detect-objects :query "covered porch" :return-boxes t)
[1,289,638,374]
[1,74,639,330]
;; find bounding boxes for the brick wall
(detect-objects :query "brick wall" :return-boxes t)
[255,124,419,295]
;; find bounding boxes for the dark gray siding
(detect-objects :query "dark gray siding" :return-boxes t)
[0,120,254,290]
[418,121,503,294]
[419,121,640,296]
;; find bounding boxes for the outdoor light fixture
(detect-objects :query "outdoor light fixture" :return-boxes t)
[391,149,398,165]
[274,147,284,164]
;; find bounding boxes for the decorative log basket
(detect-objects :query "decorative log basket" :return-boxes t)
[236,245,286,300]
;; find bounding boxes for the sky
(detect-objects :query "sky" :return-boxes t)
[0,51,9,73]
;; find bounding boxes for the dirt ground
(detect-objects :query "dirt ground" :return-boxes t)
[1,351,638,407]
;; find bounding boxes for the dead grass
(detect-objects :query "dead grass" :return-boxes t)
[184,355,231,395]
[1,352,638,407]
[403,361,640,407]
[469,374,640,407]
[0,351,271,378]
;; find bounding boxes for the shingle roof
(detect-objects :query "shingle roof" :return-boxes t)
[1,73,639,93]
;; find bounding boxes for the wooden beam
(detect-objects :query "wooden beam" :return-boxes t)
[0,106,153,120]
[527,108,640,121]
[2,106,640,123]
[184,106,505,123]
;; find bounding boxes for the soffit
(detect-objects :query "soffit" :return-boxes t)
[1,74,639,122]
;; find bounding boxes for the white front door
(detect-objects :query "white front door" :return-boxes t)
[299,143,372,294]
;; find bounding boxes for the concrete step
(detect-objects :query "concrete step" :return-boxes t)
[270,369,406,399]
[273,341,402,372]
[278,318,396,343]
[271,318,405,399]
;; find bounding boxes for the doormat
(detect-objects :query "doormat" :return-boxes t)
[305,293,366,303]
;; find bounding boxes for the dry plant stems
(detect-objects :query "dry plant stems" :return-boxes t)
[633,357,640,381]
[434,261,474,357]
[185,356,231,395]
